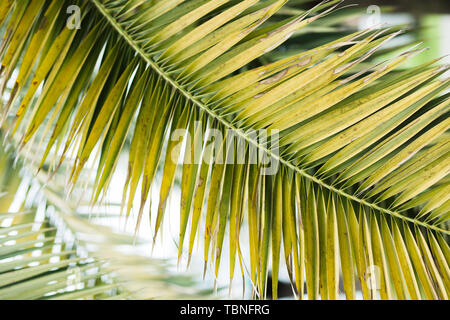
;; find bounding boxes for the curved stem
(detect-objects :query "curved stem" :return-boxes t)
[91,0,449,235]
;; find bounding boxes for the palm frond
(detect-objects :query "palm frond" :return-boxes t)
[0,0,448,299]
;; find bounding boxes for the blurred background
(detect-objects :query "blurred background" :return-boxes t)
[349,0,450,69]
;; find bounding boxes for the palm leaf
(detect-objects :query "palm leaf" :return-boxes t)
[0,0,448,299]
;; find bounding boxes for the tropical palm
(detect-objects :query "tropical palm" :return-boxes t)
[0,0,448,300]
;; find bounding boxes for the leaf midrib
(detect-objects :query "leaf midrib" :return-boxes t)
[91,0,448,235]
